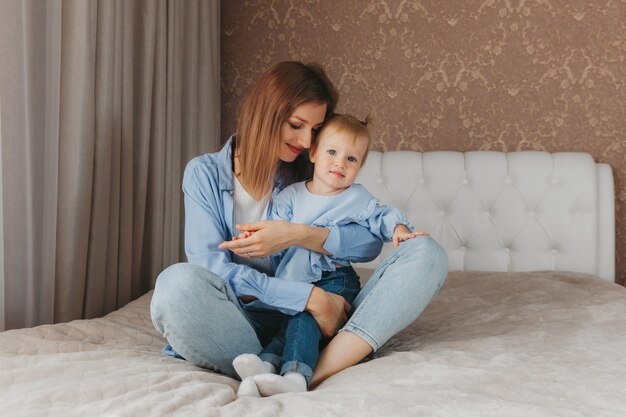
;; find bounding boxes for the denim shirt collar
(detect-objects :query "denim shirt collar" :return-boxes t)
[216,136,236,193]
[217,135,289,196]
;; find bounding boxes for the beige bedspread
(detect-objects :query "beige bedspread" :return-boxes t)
[2,271,625,417]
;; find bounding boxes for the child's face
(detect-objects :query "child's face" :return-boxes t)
[309,130,368,193]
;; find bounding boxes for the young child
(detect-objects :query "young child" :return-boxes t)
[233,114,428,397]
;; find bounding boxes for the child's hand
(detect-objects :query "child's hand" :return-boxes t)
[231,231,254,241]
[224,231,256,256]
[392,224,430,248]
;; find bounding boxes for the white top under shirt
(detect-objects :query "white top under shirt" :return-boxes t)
[231,175,273,274]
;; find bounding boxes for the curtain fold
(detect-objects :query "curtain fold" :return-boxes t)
[0,0,55,329]
[0,92,4,331]
[42,0,62,331]
[0,0,220,329]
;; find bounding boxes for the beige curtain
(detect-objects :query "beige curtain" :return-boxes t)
[0,91,4,331]
[0,0,220,330]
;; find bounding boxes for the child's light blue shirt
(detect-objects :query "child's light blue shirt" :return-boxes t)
[182,137,383,315]
[272,181,412,283]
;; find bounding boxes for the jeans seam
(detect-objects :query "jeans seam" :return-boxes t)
[348,253,400,327]
[286,313,302,370]
[281,360,313,386]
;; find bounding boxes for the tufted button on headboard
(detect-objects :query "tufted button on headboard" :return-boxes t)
[355,151,615,282]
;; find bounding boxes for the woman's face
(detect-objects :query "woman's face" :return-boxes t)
[278,102,327,163]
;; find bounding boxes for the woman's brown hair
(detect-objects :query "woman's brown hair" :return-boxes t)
[235,61,338,199]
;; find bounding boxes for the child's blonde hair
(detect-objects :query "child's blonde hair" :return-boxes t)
[310,114,371,165]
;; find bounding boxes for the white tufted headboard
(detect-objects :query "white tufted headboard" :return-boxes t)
[356,151,615,282]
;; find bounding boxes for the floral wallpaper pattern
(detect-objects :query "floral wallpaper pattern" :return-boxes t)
[221,0,626,285]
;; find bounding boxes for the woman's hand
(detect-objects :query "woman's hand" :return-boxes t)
[305,287,351,338]
[219,220,330,258]
[218,220,299,257]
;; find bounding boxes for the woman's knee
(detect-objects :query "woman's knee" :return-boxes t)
[397,236,448,266]
[150,263,230,331]
[152,264,194,315]
[154,262,227,297]
[378,237,449,293]
[150,263,261,374]
[345,238,449,350]
[396,235,436,253]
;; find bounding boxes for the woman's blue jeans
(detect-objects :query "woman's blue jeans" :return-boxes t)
[150,236,448,378]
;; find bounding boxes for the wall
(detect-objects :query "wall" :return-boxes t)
[221,1,626,285]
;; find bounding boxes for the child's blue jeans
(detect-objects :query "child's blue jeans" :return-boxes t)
[258,267,361,386]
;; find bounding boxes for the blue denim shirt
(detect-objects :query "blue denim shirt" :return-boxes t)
[182,137,383,315]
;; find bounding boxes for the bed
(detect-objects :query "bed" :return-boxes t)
[2,151,625,417]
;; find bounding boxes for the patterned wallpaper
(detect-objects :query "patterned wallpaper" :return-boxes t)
[221,1,626,285]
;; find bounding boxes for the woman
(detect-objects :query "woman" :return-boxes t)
[150,61,448,391]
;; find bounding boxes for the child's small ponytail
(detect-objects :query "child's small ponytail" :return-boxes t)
[360,115,372,127]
